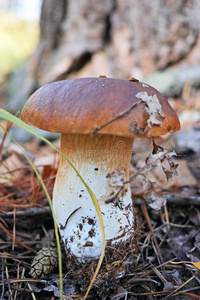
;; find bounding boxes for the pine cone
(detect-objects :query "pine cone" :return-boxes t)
[30,246,58,279]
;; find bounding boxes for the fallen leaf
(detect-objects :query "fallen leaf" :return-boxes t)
[149,159,197,189]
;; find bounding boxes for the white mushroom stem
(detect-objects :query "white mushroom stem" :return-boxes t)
[53,133,134,261]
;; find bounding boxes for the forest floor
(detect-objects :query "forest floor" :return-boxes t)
[0,91,200,299]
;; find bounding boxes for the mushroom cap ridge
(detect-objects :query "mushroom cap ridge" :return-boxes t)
[21,77,180,137]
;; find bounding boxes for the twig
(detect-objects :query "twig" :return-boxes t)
[141,204,163,264]
[162,275,196,300]
[13,264,20,300]
[0,278,51,286]
[0,207,51,219]
[131,194,200,206]
[105,172,142,204]
[1,258,5,300]
[27,281,36,300]
[12,208,16,251]
[128,289,200,298]
[61,207,81,230]
[5,264,14,300]
[150,264,167,284]
[105,187,123,204]
[91,100,142,134]
[0,222,37,254]
[164,204,170,229]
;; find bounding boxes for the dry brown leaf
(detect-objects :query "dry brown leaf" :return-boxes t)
[149,159,197,189]
[131,174,166,210]
[130,141,180,209]
[0,150,24,184]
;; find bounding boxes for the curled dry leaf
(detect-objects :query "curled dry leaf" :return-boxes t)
[164,151,179,180]
[146,141,178,182]
[130,140,179,210]
[144,186,167,210]
[150,159,197,189]
[133,174,167,210]
[134,140,178,180]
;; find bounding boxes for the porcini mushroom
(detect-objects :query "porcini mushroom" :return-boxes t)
[21,77,180,261]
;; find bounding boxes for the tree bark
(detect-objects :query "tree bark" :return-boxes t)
[3,0,200,111]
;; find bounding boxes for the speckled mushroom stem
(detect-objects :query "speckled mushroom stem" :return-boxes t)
[53,133,134,261]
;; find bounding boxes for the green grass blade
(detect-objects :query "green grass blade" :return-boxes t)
[0,109,106,298]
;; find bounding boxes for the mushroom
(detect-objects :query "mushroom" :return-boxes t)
[21,77,180,261]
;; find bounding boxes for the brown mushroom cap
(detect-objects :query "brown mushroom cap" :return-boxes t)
[21,77,180,137]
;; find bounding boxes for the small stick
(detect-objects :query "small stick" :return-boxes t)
[105,187,123,204]
[162,275,196,300]
[13,265,20,300]
[1,257,5,299]
[92,100,142,134]
[141,204,163,264]
[0,222,37,254]
[5,264,14,300]
[150,264,167,284]
[131,195,200,206]
[12,208,16,251]
[164,204,170,229]
[61,207,81,230]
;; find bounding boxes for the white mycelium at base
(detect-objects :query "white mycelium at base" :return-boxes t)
[53,134,134,261]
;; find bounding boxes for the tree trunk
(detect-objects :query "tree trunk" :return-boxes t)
[3,0,200,111]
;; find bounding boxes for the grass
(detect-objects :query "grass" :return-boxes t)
[0,13,39,81]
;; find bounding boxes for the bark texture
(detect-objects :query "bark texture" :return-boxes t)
[4,0,200,110]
